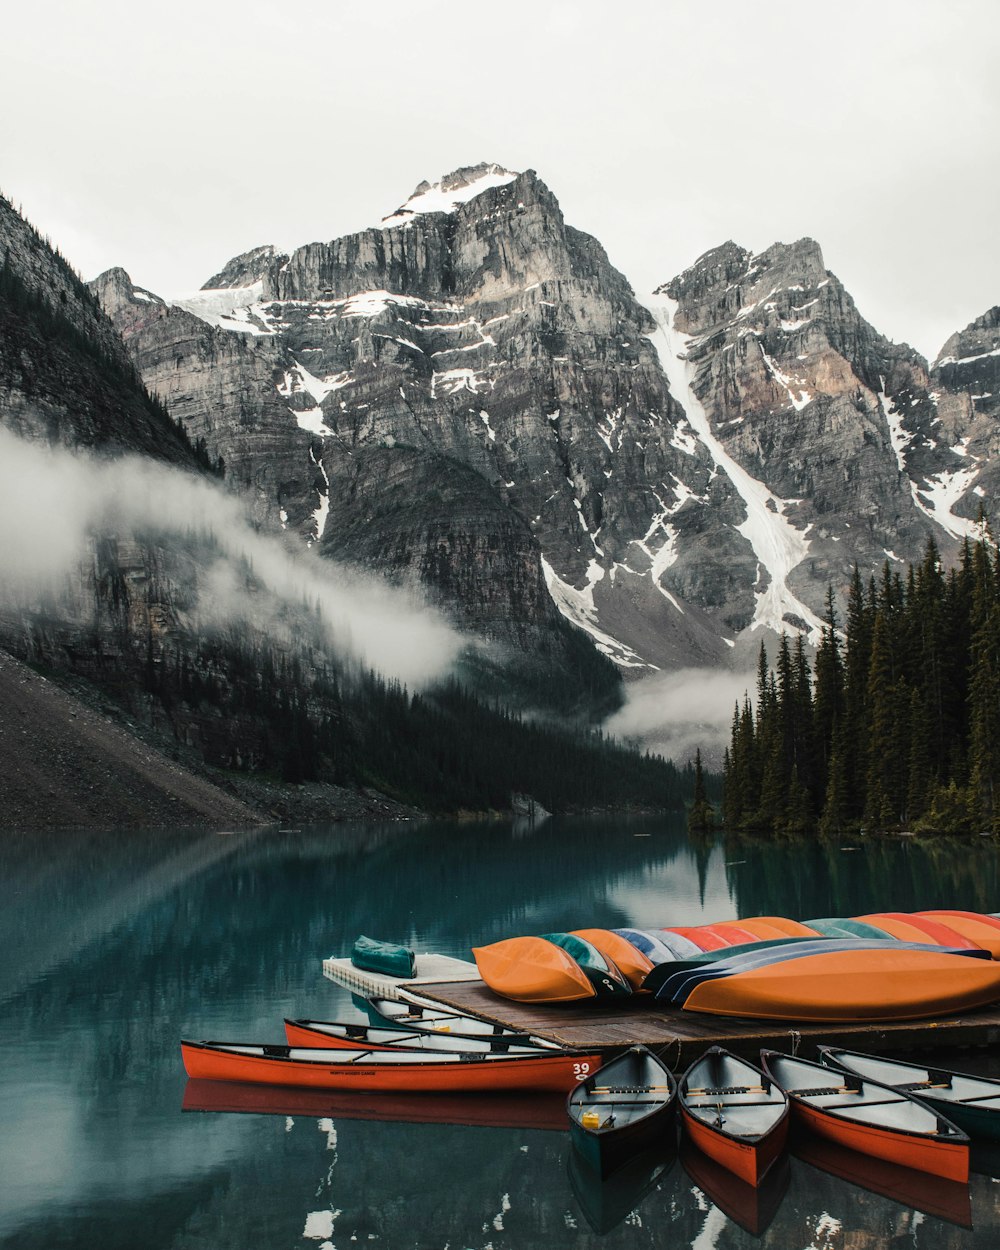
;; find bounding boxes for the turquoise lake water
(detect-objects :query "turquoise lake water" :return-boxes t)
[3,815,1000,1248]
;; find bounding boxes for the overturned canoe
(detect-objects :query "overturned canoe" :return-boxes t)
[180,1040,603,1093]
[689,923,764,948]
[917,911,1000,958]
[664,925,732,951]
[666,944,1000,1022]
[679,1047,788,1186]
[567,1046,676,1179]
[819,1045,1000,1143]
[571,928,654,991]
[614,927,697,962]
[761,1050,969,1182]
[737,916,821,938]
[473,933,631,1003]
[472,936,597,1003]
[541,933,631,998]
[806,917,894,939]
[854,912,983,950]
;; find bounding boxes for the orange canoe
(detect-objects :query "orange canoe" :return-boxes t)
[856,912,983,950]
[918,911,1000,958]
[571,928,654,991]
[762,1050,969,1183]
[698,923,765,948]
[738,916,821,938]
[679,1047,789,1186]
[472,936,596,1003]
[683,947,1000,1022]
[181,1040,603,1093]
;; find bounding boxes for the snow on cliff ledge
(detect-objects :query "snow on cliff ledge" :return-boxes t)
[381,163,518,228]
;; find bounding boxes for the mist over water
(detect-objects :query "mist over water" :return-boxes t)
[0,427,464,687]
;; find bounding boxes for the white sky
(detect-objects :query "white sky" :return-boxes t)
[1,0,997,361]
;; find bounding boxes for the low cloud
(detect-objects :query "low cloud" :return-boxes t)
[605,667,755,767]
[0,427,463,687]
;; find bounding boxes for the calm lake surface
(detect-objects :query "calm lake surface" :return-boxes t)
[3,815,1000,1249]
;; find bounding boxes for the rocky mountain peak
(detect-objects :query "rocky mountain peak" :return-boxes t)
[90,266,163,318]
[934,305,1000,370]
[201,244,288,291]
[381,161,520,227]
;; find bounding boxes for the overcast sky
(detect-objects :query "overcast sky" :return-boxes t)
[2,0,997,360]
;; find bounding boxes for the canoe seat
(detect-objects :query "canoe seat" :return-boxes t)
[685,1084,768,1096]
[898,1078,953,1091]
[576,1098,666,1106]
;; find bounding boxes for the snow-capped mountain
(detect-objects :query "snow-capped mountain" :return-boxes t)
[92,163,999,673]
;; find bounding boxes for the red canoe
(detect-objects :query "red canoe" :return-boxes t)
[918,911,1000,958]
[679,1047,789,1186]
[855,912,982,950]
[760,1050,970,1183]
[181,1040,603,1093]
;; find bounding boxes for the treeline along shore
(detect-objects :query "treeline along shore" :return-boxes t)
[724,533,1000,836]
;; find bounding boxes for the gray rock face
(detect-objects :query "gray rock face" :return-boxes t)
[0,196,197,464]
[202,244,288,291]
[660,238,953,640]
[91,168,1000,677]
[97,167,727,677]
[91,265,320,531]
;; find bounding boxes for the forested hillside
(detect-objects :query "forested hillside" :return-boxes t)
[724,533,1000,835]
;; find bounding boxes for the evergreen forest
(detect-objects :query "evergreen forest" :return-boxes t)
[136,631,688,815]
[723,535,1000,836]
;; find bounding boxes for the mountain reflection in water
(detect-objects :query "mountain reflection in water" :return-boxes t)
[2,816,1000,1247]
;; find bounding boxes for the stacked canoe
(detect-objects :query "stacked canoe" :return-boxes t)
[471,911,1000,1021]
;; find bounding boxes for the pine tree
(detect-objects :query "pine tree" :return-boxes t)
[688,748,715,832]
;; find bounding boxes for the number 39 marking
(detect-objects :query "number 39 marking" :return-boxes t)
[573,1062,591,1079]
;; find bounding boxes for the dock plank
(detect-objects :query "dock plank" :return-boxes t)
[408,980,1000,1068]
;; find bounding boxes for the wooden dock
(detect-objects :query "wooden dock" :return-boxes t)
[412,980,1000,1069]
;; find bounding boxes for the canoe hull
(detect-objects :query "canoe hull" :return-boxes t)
[472,936,597,1003]
[790,1098,969,1183]
[678,1047,789,1187]
[567,1047,676,1180]
[570,1105,675,1180]
[820,1045,1000,1143]
[181,1042,602,1093]
[680,1106,787,1187]
[683,948,1000,1022]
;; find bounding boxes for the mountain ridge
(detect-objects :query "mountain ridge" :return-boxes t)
[86,163,1000,677]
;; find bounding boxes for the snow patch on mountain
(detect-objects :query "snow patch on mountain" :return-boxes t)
[169,283,272,334]
[646,293,825,643]
[382,164,518,228]
[541,556,652,669]
[913,459,982,541]
[878,387,914,472]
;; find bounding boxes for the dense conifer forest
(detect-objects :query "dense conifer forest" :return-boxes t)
[723,534,1000,836]
[137,631,687,815]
